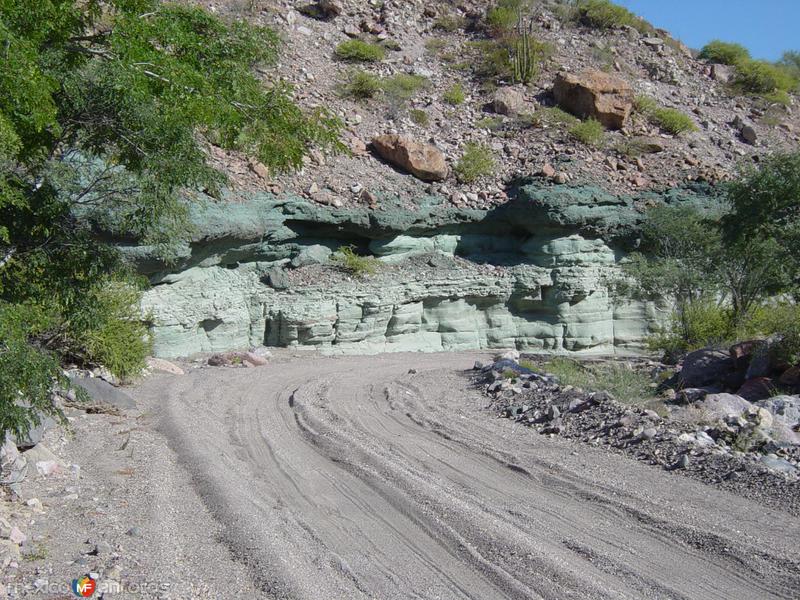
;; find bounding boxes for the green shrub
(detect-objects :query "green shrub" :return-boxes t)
[762,90,792,106]
[647,300,734,357]
[576,0,650,33]
[634,95,658,115]
[569,118,604,145]
[476,116,505,130]
[73,281,151,381]
[454,143,495,183]
[381,73,429,101]
[486,1,525,35]
[434,14,466,32]
[410,109,429,126]
[734,59,798,94]
[779,50,800,80]
[332,246,380,277]
[335,39,385,62]
[651,108,697,135]
[635,96,697,134]
[340,70,381,99]
[744,303,800,366]
[542,358,653,405]
[649,301,800,364]
[0,305,66,441]
[699,40,751,65]
[443,83,466,105]
[541,106,579,126]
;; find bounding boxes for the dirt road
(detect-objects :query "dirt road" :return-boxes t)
[129,352,800,600]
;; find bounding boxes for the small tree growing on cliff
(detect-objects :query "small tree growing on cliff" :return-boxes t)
[0,0,342,440]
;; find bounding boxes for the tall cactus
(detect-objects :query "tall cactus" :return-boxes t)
[511,12,538,85]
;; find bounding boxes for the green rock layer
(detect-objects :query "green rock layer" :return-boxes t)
[133,183,717,357]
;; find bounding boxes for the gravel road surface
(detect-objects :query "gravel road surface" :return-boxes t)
[126,352,800,600]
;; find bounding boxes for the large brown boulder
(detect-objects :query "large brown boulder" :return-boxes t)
[371,134,449,181]
[552,70,634,130]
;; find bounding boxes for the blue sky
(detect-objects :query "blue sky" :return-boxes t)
[615,0,797,61]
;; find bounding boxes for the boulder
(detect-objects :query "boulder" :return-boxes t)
[495,349,520,362]
[262,266,290,290]
[729,339,760,371]
[736,377,774,402]
[208,351,268,368]
[291,244,332,268]
[758,395,800,427]
[678,348,736,388]
[0,435,27,486]
[741,125,757,145]
[710,64,734,83]
[779,365,800,387]
[745,336,783,379]
[632,137,665,153]
[552,70,633,130]
[14,413,57,450]
[299,0,342,20]
[371,134,449,181]
[24,444,65,477]
[72,377,136,412]
[146,357,184,376]
[699,393,753,421]
[492,87,526,116]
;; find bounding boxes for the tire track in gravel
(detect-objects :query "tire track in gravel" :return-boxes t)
[133,352,800,600]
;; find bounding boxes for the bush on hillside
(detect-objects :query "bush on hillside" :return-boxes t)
[410,109,429,126]
[575,0,651,33]
[443,83,466,105]
[569,118,605,145]
[340,71,381,99]
[334,39,386,62]
[650,108,698,135]
[454,143,496,183]
[381,74,429,101]
[699,40,751,65]
[634,96,697,135]
[734,60,799,94]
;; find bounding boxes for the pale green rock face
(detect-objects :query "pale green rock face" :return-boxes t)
[133,182,720,358]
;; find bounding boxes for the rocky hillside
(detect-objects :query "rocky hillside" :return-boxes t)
[135,0,798,358]
[203,0,798,207]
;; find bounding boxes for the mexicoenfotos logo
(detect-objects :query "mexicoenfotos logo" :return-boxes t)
[71,574,97,597]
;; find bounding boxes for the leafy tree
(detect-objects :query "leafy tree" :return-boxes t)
[779,50,800,78]
[724,151,800,274]
[618,205,723,337]
[0,0,342,440]
[621,153,800,355]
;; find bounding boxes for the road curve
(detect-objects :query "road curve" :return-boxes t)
[134,352,800,600]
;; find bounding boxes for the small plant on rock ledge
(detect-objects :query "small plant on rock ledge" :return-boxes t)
[332,246,381,278]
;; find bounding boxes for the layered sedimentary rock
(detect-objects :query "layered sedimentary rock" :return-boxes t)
[131,182,718,358]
